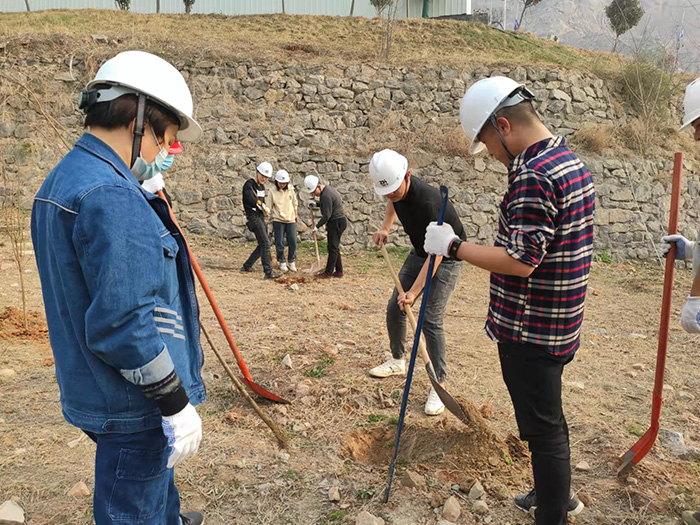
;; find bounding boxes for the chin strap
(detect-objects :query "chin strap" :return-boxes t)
[489,115,516,162]
[130,93,147,168]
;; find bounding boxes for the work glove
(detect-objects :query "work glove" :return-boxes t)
[262,204,271,215]
[424,221,459,257]
[141,172,165,194]
[310,226,318,234]
[660,234,693,260]
[161,403,202,469]
[308,200,317,208]
[680,296,700,333]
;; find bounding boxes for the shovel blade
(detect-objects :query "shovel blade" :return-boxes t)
[425,364,473,426]
[241,376,291,404]
[617,427,658,476]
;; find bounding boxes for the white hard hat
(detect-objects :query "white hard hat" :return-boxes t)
[369,149,408,196]
[256,162,273,178]
[680,77,700,132]
[275,169,290,183]
[303,174,319,193]
[85,51,201,142]
[460,76,529,154]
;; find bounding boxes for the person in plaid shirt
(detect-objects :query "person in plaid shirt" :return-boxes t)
[424,76,595,525]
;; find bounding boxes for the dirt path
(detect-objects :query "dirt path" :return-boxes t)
[0,236,698,524]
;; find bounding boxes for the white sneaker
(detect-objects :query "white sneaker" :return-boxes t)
[424,387,445,416]
[369,358,406,378]
[279,262,288,272]
[288,261,297,272]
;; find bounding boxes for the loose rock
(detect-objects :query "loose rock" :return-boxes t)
[473,500,489,514]
[0,369,17,380]
[468,480,485,500]
[67,481,91,497]
[575,460,591,471]
[276,451,290,462]
[0,500,24,523]
[400,470,426,488]
[281,354,293,369]
[442,495,461,522]
[289,283,299,292]
[355,510,384,525]
[659,429,700,460]
[328,486,340,502]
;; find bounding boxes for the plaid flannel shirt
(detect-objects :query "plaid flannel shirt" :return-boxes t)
[485,136,595,356]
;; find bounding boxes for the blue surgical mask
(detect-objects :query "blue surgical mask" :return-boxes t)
[131,127,169,182]
[160,154,175,172]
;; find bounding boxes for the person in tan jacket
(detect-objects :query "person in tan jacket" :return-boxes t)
[268,169,299,272]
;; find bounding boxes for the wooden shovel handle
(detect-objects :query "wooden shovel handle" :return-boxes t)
[380,244,433,368]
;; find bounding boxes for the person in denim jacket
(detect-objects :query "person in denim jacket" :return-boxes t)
[31,51,205,525]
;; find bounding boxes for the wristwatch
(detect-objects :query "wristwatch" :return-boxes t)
[448,238,463,260]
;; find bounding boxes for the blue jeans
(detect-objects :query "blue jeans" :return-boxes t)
[387,251,461,383]
[272,221,297,263]
[85,428,181,525]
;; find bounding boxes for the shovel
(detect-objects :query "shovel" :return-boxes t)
[308,206,323,273]
[617,152,683,476]
[380,244,473,426]
[157,191,290,404]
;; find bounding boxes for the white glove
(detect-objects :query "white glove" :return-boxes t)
[161,403,202,468]
[141,172,165,194]
[262,204,271,215]
[680,296,700,333]
[424,221,459,257]
[310,226,318,234]
[308,201,317,208]
[660,234,693,260]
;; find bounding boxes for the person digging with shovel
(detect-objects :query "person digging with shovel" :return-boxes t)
[304,174,347,279]
[368,149,465,416]
[31,51,205,525]
[657,76,700,525]
[424,76,594,525]
[240,161,281,279]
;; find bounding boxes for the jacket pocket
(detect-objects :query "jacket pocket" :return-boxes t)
[160,232,180,304]
[109,446,169,522]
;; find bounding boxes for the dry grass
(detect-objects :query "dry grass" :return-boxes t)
[573,123,618,155]
[0,9,619,74]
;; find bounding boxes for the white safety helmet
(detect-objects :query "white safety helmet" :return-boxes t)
[680,77,700,132]
[275,169,290,183]
[256,162,273,178]
[81,51,202,142]
[459,76,533,154]
[369,149,408,196]
[303,174,320,193]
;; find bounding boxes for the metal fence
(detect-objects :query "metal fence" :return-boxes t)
[1,0,471,18]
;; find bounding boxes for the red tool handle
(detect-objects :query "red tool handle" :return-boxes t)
[651,152,683,427]
[158,191,254,382]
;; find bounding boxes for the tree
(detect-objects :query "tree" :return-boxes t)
[605,0,644,52]
[24,0,30,11]
[516,0,543,31]
[1,160,29,331]
[184,0,195,14]
[114,0,130,10]
[350,0,355,16]
[156,0,160,13]
[370,0,399,59]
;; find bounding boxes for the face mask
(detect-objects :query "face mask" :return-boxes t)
[160,154,175,172]
[131,127,169,182]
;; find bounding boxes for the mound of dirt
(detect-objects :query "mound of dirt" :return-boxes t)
[342,399,528,478]
[0,307,49,341]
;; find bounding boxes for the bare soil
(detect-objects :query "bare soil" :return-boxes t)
[1,236,699,524]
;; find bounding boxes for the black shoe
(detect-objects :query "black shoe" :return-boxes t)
[239,266,253,273]
[514,489,584,517]
[264,272,282,280]
[180,511,205,525]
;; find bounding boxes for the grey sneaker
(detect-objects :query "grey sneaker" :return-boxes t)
[514,489,584,517]
[181,511,205,525]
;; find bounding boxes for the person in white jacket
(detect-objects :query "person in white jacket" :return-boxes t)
[267,169,299,272]
[659,76,700,525]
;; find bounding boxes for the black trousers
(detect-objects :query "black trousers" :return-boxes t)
[324,217,347,275]
[498,341,574,525]
[243,214,273,275]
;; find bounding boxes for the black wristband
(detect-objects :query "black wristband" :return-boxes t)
[449,238,463,260]
[155,385,189,417]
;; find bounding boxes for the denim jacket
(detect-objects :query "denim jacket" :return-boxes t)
[31,134,205,434]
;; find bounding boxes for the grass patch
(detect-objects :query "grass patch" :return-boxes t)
[595,250,614,264]
[367,414,388,424]
[280,468,302,480]
[355,488,376,500]
[303,352,336,378]
[324,510,349,523]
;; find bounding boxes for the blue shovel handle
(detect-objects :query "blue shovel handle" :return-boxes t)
[384,185,449,503]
